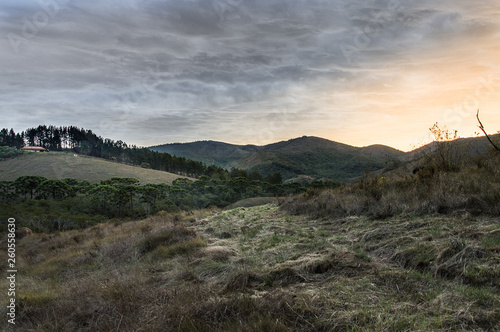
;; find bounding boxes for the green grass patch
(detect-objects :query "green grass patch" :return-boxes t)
[481,231,500,249]
[26,250,82,279]
[465,263,500,285]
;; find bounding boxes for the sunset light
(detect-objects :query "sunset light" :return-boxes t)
[1,0,499,150]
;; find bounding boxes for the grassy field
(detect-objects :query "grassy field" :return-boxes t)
[0,151,191,184]
[1,204,498,331]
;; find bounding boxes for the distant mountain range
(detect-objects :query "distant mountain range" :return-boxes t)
[149,136,406,181]
[150,134,500,182]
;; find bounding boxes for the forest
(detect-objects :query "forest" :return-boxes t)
[0,174,312,232]
[0,125,339,232]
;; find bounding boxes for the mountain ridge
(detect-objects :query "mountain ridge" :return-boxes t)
[150,136,405,181]
[149,134,500,181]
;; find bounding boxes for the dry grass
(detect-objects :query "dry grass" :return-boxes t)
[1,204,499,331]
[282,152,500,219]
[224,197,279,210]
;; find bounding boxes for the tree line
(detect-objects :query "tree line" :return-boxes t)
[0,175,307,232]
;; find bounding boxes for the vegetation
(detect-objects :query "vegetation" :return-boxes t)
[0,173,308,232]
[1,121,499,330]
[1,125,233,178]
[282,125,500,219]
[477,110,500,152]
[0,125,314,232]
[0,146,22,161]
[149,140,260,168]
[1,202,498,331]
[151,136,405,181]
[0,152,189,184]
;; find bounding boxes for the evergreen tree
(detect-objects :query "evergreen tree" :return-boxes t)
[13,175,47,199]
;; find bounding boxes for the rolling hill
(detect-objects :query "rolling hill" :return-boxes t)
[0,151,191,184]
[149,140,260,168]
[150,136,405,181]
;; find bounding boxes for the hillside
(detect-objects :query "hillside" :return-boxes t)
[406,134,500,161]
[3,204,498,331]
[150,136,405,181]
[149,141,260,168]
[0,151,191,184]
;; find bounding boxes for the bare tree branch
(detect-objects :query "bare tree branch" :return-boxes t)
[476,109,500,152]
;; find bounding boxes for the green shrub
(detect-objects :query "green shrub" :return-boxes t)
[0,146,22,160]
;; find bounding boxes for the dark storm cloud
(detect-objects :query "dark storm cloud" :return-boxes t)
[0,0,499,148]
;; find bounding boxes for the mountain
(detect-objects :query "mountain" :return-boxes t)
[0,151,191,184]
[150,136,405,181]
[149,141,260,168]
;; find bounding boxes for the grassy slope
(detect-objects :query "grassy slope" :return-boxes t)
[2,204,498,331]
[0,151,191,184]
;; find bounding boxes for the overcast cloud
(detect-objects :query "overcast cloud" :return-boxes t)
[1,0,499,150]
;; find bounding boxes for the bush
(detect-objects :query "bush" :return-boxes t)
[0,146,22,160]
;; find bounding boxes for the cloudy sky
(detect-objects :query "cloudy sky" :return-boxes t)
[1,0,499,150]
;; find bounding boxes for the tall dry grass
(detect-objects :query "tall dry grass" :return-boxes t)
[281,151,500,219]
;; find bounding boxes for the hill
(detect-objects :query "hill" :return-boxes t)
[150,136,405,181]
[406,133,500,161]
[149,140,260,168]
[0,151,191,184]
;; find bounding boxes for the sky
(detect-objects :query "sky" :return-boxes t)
[0,0,499,151]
